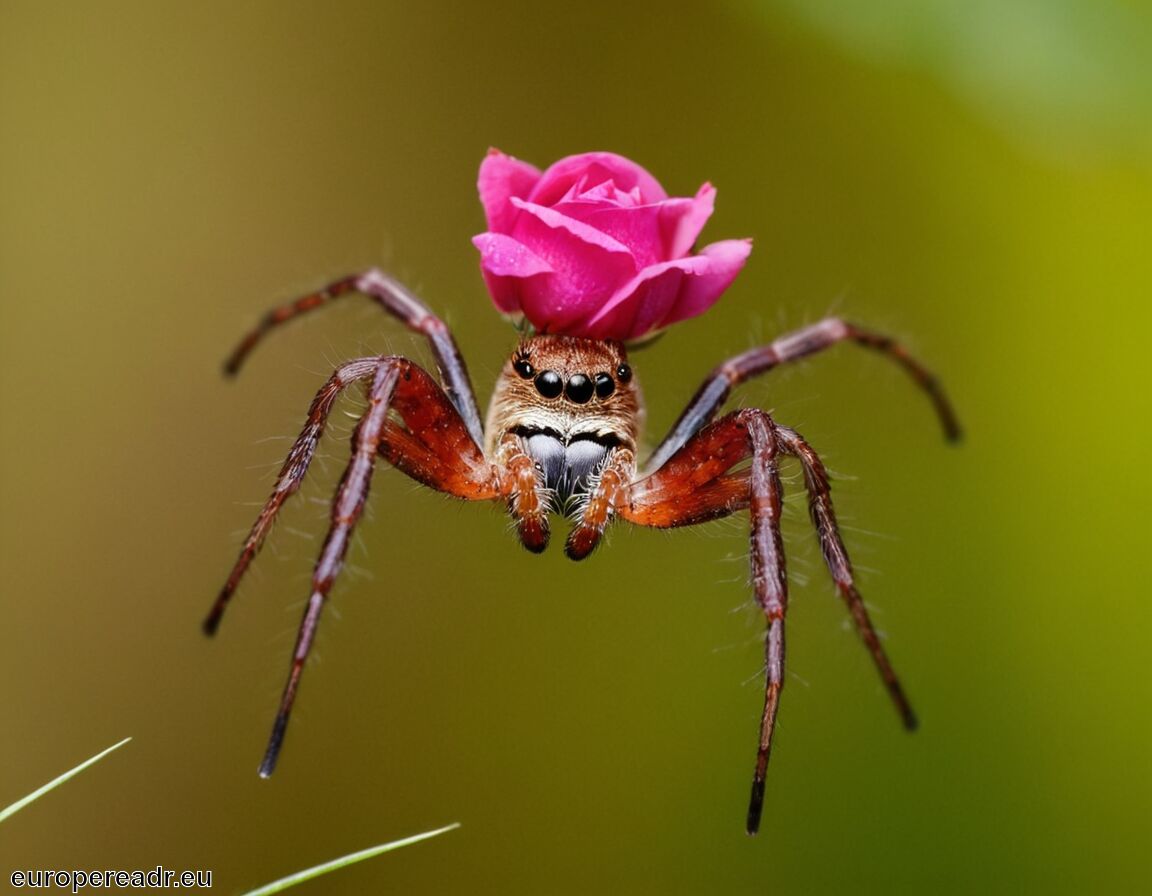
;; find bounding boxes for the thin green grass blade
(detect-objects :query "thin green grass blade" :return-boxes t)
[0,737,132,824]
[240,822,461,896]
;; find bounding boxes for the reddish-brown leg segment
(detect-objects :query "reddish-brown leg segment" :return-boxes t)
[209,355,500,777]
[566,448,636,560]
[494,434,551,553]
[223,269,484,446]
[376,364,500,500]
[203,358,381,636]
[622,410,788,834]
[646,317,961,472]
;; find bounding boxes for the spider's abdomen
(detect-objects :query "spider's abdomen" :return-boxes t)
[522,430,614,504]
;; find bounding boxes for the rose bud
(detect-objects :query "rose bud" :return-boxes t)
[473,149,751,342]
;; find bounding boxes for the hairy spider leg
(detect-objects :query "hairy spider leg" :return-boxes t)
[620,409,788,835]
[494,434,552,553]
[223,269,484,446]
[203,358,381,636]
[565,447,636,560]
[259,357,501,778]
[375,366,497,498]
[646,317,961,473]
[775,425,917,731]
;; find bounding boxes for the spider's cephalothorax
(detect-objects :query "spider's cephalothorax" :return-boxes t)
[206,269,959,834]
[486,336,642,532]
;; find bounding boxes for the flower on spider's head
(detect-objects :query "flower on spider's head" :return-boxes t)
[472,149,751,342]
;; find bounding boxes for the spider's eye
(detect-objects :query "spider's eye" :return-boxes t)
[534,370,563,398]
[513,357,534,379]
[565,373,594,404]
[616,363,632,383]
[593,372,615,399]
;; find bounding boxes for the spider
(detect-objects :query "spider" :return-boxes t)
[205,268,959,834]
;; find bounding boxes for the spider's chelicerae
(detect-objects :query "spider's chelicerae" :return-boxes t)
[206,152,959,834]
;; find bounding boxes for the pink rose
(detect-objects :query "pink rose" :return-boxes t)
[472,149,752,342]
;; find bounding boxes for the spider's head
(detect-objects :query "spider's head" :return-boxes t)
[484,335,643,455]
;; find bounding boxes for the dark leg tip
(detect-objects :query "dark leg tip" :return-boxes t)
[564,529,598,561]
[903,709,919,732]
[258,752,279,778]
[259,712,289,778]
[746,779,765,835]
[202,592,230,636]
[518,519,549,554]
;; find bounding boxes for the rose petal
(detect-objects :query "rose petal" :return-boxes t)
[667,238,752,321]
[472,232,552,278]
[553,182,715,271]
[581,259,695,340]
[528,152,668,208]
[583,238,752,340]
[478,148,542,234]
[478,268,525,316]
[509,198,634,256]
[553,199,669,268]
[506,198,638,331]
[663,182,716,258]
[472,233,552,313]
[567,178,644,208]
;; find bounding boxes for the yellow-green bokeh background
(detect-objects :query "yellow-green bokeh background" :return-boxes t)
[2,2,1149,893]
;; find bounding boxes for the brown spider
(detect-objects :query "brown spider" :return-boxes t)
[205,268,959,834]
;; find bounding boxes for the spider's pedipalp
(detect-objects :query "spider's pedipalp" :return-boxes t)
[565,446,635,560]
[496,434,551,552]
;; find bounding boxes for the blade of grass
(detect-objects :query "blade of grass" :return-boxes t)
[240,822,461,896]
[0,737,132,823]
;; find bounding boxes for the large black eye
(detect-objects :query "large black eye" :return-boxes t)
[513,357,534,379]
[565,373,594,404]
[593,372,615,399]
[534,370,563,398]
[616,363,632,383]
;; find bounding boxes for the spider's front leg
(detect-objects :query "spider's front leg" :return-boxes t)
[223,269,484,446]
[646,317,961,473]
[210,356,500,777]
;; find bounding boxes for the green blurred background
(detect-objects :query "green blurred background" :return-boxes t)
[2,1,1149,893]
